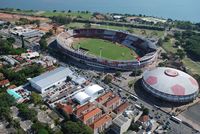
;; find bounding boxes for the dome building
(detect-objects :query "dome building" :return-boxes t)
[142,67,199,102]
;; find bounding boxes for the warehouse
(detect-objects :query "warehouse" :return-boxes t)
[29,67,73,93]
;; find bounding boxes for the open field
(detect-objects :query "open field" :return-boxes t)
[65,22,164,38]
[73,38,137,60]
[40,11,92,20]
[183,58,200,74]
[0,12,50,22]
[162,38,177,53]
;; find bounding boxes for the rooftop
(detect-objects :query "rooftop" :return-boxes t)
[96,91,113,103]
[74,102,95,117]
[82,108,102,122]
[113,115,129,127]
[0,79,10,86]
[29,67,73,90]
[84,84,103,97]
[114,102,129,114]
[104,95,120,107]
[91,114,112,129]
[73,91,91,104]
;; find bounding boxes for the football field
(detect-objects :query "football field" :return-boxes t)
[73,38,137,60]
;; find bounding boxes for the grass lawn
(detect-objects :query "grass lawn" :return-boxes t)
[162,38,177,53]
[65,22,164,38]
[183,58,200,74]
[40,11,92,19]
[73,38,137,60]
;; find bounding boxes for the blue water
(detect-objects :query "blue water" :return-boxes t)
[0,0,199,22]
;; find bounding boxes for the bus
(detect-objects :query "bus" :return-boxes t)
[130,95,138,101]
[135,104,142,110]
[170,116,182,123]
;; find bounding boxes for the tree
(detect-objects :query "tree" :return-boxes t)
[30,92,42,104]
[39,37,48,50]
[176,49,185,59]
[104,75,112,84]
[7,37,15,44]
[83,23,91,28]
[17,103,37,120]
[129,123,140,132]
[61,121,93,134]
[115,71,121,77]
[142,108,149,115]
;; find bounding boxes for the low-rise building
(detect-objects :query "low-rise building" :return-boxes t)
[114,102,129,115]
[81,108,102,125]
[103,95,121,111]
[91,114,112,134]
[112,114,132,134]
[29,67,73,93]
[0,79,10,88]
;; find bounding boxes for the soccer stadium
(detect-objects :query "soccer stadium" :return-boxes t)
[142,67,199,102]
[56,28,157,71]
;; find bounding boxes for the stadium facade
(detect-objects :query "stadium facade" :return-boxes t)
[142,67,199,102]
[56,28,158,71]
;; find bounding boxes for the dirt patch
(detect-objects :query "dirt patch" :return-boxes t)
[0,13,50,22]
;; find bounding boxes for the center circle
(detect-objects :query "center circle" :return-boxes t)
[164,69,179,77]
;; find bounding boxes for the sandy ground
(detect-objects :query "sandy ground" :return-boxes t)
[0,13,50,22]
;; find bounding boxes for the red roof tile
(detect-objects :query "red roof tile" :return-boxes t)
[104,96,120,107]
[91,114,112,129]
[82,108,102,122]
[114,102,129,114]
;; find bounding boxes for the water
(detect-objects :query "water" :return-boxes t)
[0,0,199,22]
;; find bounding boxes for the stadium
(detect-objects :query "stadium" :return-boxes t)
[56,28,157,71]
[142,67,199,103]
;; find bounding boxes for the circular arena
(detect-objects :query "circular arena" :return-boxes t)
[56,28,157,71]
[142,67,199,102]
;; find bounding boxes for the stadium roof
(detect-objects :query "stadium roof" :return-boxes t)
[29,67,73,90]
[74,92,91,104]
[143,67,199,96]
[84,84,103,97]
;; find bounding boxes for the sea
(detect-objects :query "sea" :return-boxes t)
[0,0,199,23]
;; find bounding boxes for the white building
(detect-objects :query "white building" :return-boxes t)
[112,115,132,134]
[84,84,104,99]
[11,26,44,38]
[29,67,73,93]
[73,91,91,105]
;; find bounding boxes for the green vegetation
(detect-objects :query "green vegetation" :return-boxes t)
[162,38,177,53]
[17,103,37,121]
[15,18,40,26]
[0,37,25,55]
[32,121,53,134]
[73,38,136,60]
[65,22,164,38]
[0,93,15,120]
[104,75,113,84]
[41,11,92,20]
[51,16,72,25]
[0,64,44,86]
[61,121,93,134]
[30,92,43,105]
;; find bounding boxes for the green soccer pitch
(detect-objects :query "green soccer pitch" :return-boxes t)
[73,38,137,60]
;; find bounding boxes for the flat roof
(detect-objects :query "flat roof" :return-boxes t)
[84,84,103,97]
[74,92,91,104]
[29,67,73,90]
[113,115,128,127]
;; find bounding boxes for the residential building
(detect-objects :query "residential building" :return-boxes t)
[81,108,102,125]
[112,115,132,134]
[91,114,112,134]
